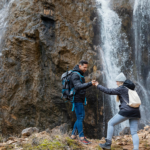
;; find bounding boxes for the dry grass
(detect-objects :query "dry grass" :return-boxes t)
[20,131,84,150]
[0,127,150,150]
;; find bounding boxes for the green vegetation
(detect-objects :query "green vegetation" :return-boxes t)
[22,136,83,150]
[23,139,65,150]
[143,141,150,148]
[5,144,14,150]
[95,145,102,150]
[111,144,123,150]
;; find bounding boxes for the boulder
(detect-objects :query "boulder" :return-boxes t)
[144,125,150,131]
[51,123,69,135]
[119,127,130,136]
[138,123,145,130]
[21,127,39,137]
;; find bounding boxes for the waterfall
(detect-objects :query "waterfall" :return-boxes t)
[133,0,150,125]
[96,0,131,135]
[0,0,14,55]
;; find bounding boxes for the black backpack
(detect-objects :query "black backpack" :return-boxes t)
[61,69,86,111]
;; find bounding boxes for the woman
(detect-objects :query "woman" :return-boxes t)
[95,73,140,150]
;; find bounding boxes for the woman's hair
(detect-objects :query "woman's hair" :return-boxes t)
[116,81,124,102]
[116,95,120,102]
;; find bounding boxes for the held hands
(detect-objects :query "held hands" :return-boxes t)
[91,80,96,85]
[91,80,99,86]
[95,81,99,86]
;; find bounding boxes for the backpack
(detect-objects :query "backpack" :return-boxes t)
[61,70,87,111]
[123,87,141,108]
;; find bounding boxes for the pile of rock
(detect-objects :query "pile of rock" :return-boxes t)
[0,123,69,150]
[112,135,132,146]
[112,125,150,147]
[0,127,39,150]
[0,124,150,150]
[138,125,150,140]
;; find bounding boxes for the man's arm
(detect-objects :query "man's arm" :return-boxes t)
[71,73,92,91]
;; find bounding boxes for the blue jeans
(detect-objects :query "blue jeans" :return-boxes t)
[72,103,85,137]
[107,114,139,150]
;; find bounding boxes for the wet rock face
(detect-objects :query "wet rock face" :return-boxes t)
[112,1,134,49]
[0,0,139,139]
[0,0,104,138]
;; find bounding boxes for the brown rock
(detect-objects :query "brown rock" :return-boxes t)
[116,142,123,145]
[144,125,150,131]
[138,133,147,140]
[115,136,122,141]
[0,0,102,139]
[0,143,6,147]
[6,140,16,145]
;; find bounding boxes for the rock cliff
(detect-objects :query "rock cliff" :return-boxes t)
[0,0,145,140]
[0,0,104,138]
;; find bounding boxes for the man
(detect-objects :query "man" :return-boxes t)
[70,60,95,144]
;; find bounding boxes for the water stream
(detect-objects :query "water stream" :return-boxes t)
[0,0,14,55]
[96,0,150,136]
[133,0,150,125]
[96,0,130,135]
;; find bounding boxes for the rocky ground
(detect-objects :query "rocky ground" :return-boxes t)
[0,124,150,150]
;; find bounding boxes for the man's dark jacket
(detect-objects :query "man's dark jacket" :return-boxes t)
[70,65,92,103]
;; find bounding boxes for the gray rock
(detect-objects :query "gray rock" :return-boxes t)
[51,123,69,135]
[119,127,130,136]
[32,137,39,146]
[21,127,39,136]
[138,123,145,130]
[60,123,69,134]
[45,128,51,134]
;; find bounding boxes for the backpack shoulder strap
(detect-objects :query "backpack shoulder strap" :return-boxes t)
[72,71,84,83]
[121,86,129,105]
[70,71,87,111]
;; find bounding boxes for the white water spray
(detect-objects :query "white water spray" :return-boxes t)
[133,0,150,125]
[96,0,130,135]
[0,0,14,55]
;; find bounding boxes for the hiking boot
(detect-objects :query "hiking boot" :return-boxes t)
[99,139,112,149]
[79,137,91,145]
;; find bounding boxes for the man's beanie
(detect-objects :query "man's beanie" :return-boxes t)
[115,72,126,82]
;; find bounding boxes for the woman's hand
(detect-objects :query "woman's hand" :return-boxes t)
[92,80,96,85]
[95,82,99,87]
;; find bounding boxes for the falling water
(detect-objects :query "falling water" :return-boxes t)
[0,0,14,55]
[133,0,150,125]
[96,0,130,135]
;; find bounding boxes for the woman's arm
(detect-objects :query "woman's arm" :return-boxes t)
[97,84,120,95]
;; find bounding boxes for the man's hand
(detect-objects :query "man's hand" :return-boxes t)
[95,81,99,87]
[91,80,96,85]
